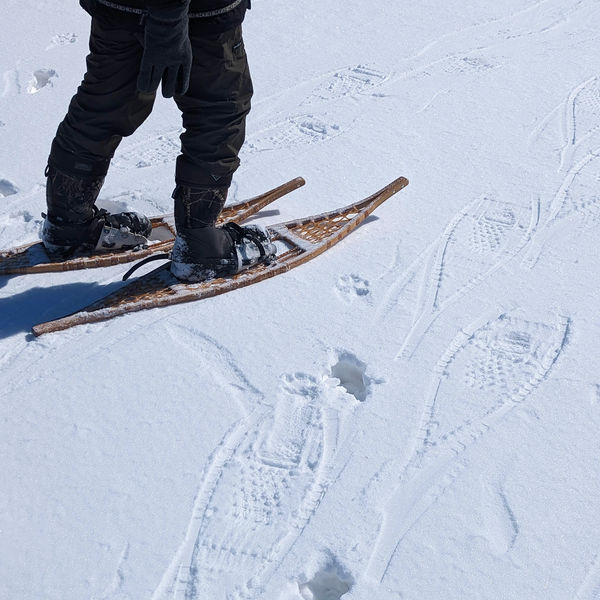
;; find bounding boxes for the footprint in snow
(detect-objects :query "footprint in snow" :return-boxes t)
[46,33,78,51]
[298,557,354,600]
[0,178,19,198]
[329,353,370,403]
[335,274,371,304]
[27,69,57,94]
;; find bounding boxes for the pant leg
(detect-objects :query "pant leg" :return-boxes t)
[173,25,253,188]
[51,19,155,176]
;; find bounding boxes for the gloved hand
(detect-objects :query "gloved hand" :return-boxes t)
[137,0,193,98]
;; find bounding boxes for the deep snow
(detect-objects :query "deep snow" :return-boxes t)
[2,0,600,598]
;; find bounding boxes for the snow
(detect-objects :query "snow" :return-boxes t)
[2,0,600,598]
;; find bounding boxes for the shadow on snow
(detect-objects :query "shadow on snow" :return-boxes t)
[0,276,126,339]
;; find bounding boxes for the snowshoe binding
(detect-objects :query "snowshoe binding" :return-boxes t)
[170,222,276,283]
[42,165,151,258]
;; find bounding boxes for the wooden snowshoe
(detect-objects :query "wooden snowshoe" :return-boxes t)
[32,176,408,336]
[0,177,305,275]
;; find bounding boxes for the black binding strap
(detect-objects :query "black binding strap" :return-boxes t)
[122,253,171,281]
[62,207,109,259]
[224,223,267,259]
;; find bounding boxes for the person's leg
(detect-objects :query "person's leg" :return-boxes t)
[174,24,252,189]
[43,19,155,254]
[52,19,154,172]
[171,25,271,281]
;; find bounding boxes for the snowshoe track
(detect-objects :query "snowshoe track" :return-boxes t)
[299,65,392,106]
[244,115,347,154]
[113,129,183,171]
[155,373,340,600]
[367,308,568,584]
[523,149,600,269]
[379,196,537,360]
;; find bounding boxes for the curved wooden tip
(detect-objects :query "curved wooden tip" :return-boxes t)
[393,176,409,189]
[293,176,306,187]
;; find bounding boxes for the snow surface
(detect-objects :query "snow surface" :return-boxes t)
[2,0,600,598]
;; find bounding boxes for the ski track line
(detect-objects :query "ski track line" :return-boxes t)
[165,322,265,414]
[250,67,346,111]
[529,100,564,147]
[480,476,521,556]
[417,86,454,114]
[387,195,538,361]
[366,309,569,584]
[522,147,600,269]
[381,242,405,279]
[92,542,130,600]
[375,235,440,324]
[153,373,343,600]
[409,0,550,61]
[417,64,503,114]
[560,76,599,172]
[575,545,600,600]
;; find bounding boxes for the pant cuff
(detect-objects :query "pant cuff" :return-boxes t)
[175,155,232,189]
[48,139,111,179]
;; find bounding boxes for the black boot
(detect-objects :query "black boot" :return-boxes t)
[42,165,152,257]
[170,184,276,282]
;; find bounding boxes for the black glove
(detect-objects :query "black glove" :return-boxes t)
[137,0,193,98]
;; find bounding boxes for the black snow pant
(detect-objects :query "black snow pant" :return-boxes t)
[49,18,253,188]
